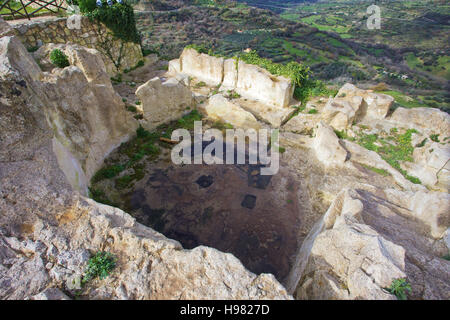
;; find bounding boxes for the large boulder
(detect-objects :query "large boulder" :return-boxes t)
[288,189,450,300]
[337,83,394,120]
[135,76,194,130]
[1,37,137,194]
[402,141,450,191]
[0,36,291,300]
[204,94,261,130]
[179,47,224,86]
[236,60,294,108]
[321,96,362,130]
[313,122,348,168]
[390,107,450,137]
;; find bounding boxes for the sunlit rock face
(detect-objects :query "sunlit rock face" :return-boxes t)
[1,15,449,300]
[0,19,291,300]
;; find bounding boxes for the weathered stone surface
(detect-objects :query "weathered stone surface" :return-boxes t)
[403,141,450,191]
[168,58,181,74]
[236,60,294,108]
[179,48,224,86]
[390,107,450,137]
[287,189,450,300]
[283,113,320,135]
[337,83,393,120]
[222,58,238,89]
[237,98,293,128]
[136,76,194,130]
[313,122,348,168]
[0,36,291,301]
[321,96,362,130]
[31,288,71,300]
[1,37,137,194]
[204,94,261,130]
[0,17,14,38]
[11,16,143,76]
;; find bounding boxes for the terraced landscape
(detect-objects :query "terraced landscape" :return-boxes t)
[134,0,449,112]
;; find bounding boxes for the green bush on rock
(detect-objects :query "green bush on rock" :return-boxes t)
[82,1,141,44]
[50,49,70,68]
[83,251,116,283]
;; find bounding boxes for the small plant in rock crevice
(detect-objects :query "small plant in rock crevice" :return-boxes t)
[387,278,412,300]
[82,251,117,284]
[50,49,70,68]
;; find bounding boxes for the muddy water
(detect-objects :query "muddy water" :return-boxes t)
[127,158,303,282]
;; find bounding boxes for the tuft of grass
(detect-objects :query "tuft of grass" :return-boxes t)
[430,134,440,142]
[82,251,116,284]
[442,255,450,261]
[334,129,349,140]
[387,278,412,300]
[91,164,125,183]
[354,129,422,184]
[361,164,390,177]
[194,81,207,88]
[308,108,318,114]
[226,90,241,99]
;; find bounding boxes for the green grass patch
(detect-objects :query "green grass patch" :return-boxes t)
[361,164,390,177]
[353,129,422,184]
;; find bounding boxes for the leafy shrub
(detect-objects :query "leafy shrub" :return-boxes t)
[83,251,116,283]
[50,49,70,68]
[387,278,411,300]
[78,0,96,13]
[85,2,140,43]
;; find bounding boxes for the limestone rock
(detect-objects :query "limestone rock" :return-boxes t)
[31,288,71,300]
[0,37,290,301]
[135,77,194,130]
[390,107,450,137]
[288,189,450,300]
[168,58,181,74]
[204,94,261,130]
[0,37,137,194]
[313,122,348,167]
[222,58,238,89]
[321,96,362,130]
[403,142,450,191]
[237,98,293,128]
[0,17,14,38]
[283,113,320,135]
[179,48,224,86]
[337,83,393,120]
[236,60,294,108]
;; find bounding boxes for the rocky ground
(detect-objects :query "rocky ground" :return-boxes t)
[1,16,449,300]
